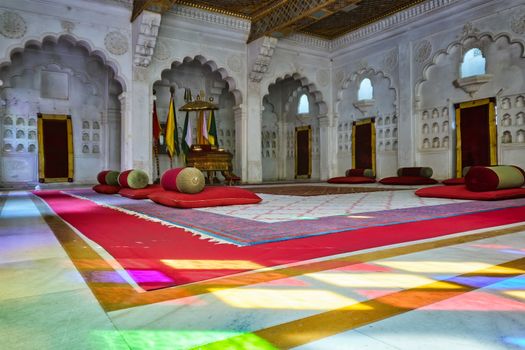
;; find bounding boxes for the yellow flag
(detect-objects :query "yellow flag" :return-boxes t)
[165,96,177,158]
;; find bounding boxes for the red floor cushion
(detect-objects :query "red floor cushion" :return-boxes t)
[442,177,465,186]
[148,186,262,208]
[415,185,525,200]
[92,184,120,194]
[327,176,376,184]
[119,184,163,199]
[379,176,438,185]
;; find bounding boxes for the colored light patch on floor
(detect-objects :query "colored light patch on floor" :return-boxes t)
[127,270,174,283]
[161,259,265,270]
[421,291,525,311]
[503,337,525,349]
[375,260,525,274]
[504,291,525,301]
[307,272,454,289]
[332,262,393,272]
[92,330,273,350]
[208,288,368,310]
[449,275,525,290]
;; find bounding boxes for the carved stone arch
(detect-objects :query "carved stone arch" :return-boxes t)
[0,33,128,91]
[266,72,328,117]
[154,55,242,106]
[40,63,100,96]
[415,32,525,100]
[335,67,397,121]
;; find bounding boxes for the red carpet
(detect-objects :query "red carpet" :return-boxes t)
[35,190,525,290]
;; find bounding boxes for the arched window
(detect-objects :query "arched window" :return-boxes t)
[461,48,486,78]
[358,78,373,100]
[298,93,309,114]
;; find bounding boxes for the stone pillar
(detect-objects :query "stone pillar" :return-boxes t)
[129,67,152,172]
[319,114,336,180]
[244,80,263,183]
[118,92,132,170]
[233,106,244,178]
[397,40,414,167]
[107,108,121,170]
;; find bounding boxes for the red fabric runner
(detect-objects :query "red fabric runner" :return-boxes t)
[35,190,525,290]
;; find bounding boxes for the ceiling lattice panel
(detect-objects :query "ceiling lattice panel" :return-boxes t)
[132,0,428,41]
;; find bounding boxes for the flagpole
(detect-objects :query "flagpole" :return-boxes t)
[152,89,161,183]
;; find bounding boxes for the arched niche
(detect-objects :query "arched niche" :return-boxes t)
[0,34,124,184]
[335,68,397,178]
[153,55,241,175]
[261,73,327,181]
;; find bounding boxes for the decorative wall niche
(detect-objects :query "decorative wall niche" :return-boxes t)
[500,93,525,147]
[418,106,450,150]
[376,114,398,153]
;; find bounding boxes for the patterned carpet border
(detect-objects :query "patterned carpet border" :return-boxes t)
[247,186,396,196]
[64,189,525,246]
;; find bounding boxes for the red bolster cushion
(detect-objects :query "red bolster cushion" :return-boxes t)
[397,167,433,178]
[416,185,525,200]
[97,170,110,184]
[118,169,149,189]
[465,165,525,192]
[160,168,184,191]
[345,168,375,178]
[92,184,120,194]
[148,186,262,208]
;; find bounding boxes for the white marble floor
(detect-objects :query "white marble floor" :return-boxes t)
[1,190,524,350]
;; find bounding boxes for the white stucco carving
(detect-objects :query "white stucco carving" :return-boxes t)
[132,10,161,67]
[104,31,129,56]
[0,11,26,39]
[511,11,525,35]
[248,36,278,83]
[415,40,432,64]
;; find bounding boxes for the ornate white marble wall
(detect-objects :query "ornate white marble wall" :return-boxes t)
[0,0,132,185]
[0,36,123,184]
[332,0,525,179]
[2,0,524,185]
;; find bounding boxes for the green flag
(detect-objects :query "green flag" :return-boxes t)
[208,109,219,147]
[182,111,192,155]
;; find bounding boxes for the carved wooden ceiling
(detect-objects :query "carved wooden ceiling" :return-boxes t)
[132,0,426,42]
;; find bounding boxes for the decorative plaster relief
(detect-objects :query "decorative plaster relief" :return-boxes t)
[249,36,277,82]
[415,40,432,64]
[227,54,243,73]
[0,11,27,39]
[384,48,398,71]
[153,39,170,61]
[133,11,161,67]
[104,31,129,56]
[316,69,329,87]
[61,20,75,33]
[511,12,525,35]
[335,70,345,85]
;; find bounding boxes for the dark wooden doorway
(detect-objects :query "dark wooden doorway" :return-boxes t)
[352,118,376,175]
[295,125,311,179]
[454,98,497,177]
[37,114,74,182]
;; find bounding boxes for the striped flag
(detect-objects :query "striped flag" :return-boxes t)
[165,93,180,158]
[182,111,192,155]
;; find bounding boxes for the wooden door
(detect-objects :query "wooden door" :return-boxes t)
[37,114,74,182]
[295,126,311,179]
[352,118,376,175]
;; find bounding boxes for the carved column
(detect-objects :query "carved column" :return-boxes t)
[319,114,337,180]
[243,36,278,183]
[130,67,152,171]
[398,40,414,167]
[233,106,244,178]
[118,92,133,170]
[245,80,263,183]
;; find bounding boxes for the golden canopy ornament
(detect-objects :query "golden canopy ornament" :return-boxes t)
[179,91,218,111]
